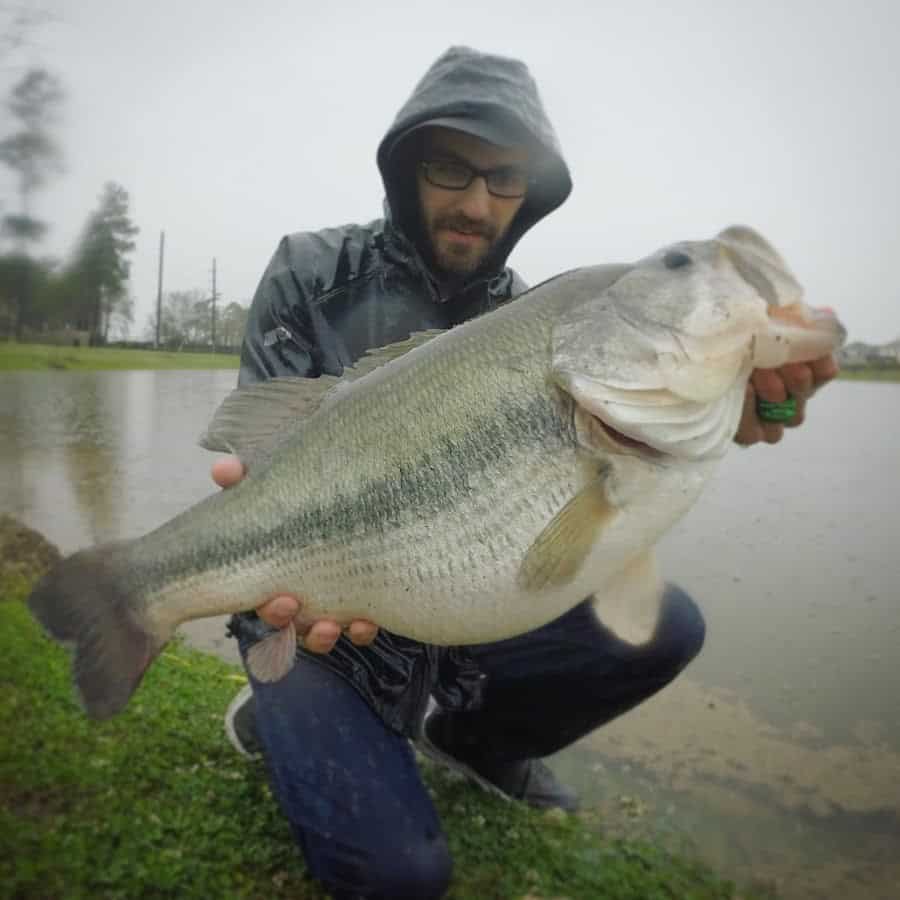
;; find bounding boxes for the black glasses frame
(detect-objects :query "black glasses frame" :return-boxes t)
[419,159,532,199]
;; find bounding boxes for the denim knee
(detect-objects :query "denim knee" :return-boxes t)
[654,583,706,670]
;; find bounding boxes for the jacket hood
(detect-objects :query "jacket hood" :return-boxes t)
[377,46,572,280]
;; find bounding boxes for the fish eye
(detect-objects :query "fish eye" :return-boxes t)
[663,250,692,270]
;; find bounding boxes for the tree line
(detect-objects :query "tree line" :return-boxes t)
[144,290,249,351]
[0,52,246,349]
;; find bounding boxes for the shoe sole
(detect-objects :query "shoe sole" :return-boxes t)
[224,683,259,760]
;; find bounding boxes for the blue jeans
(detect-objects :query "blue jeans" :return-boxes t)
[237,585,706,899]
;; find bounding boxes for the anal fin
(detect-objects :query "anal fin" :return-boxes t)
[591,551,663,646]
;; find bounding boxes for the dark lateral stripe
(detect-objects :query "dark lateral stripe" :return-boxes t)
[143,391,572,590]
[258,391,570,551]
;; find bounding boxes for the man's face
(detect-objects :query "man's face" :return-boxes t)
[417,128,529,278]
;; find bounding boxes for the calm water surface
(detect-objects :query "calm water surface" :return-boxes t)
[1,372,898,899]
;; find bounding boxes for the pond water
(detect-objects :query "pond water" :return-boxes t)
[1,371,898,899]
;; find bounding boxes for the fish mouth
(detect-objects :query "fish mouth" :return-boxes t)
[569,396,666,461]
[591,413,664,458]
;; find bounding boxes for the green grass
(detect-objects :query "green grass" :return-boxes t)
[837,366,900,382]
[0,527,768,899]
[0,341,239,371]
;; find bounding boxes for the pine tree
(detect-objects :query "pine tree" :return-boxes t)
[72,182,139,342]
[0,67,64,336]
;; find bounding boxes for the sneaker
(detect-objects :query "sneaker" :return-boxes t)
[415,700,580,813]
[224,683,262,759]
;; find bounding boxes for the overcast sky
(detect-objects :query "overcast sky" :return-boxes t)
[2,0,898,344]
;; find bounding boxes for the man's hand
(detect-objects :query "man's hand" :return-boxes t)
[734,354,839,446]
[212,456,379,654]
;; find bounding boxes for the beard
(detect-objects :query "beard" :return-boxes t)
[429,213,499,277]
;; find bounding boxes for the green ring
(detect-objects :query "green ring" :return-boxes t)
[756,396,797,422]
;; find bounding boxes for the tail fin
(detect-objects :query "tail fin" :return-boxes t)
[27,545,165,719]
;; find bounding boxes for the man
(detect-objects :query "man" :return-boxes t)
[217,47,837,900]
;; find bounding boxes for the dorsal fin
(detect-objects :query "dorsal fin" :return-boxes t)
[343,329,445,381]
[199,329,445,469]
[198,375,344,466]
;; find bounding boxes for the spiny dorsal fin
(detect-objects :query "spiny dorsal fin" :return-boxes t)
[342,329,446,382]
[519,478,617,591]
[199,329,446,468]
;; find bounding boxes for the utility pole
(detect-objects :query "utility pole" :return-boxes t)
[211,257,217,351]
[155,230,165,348]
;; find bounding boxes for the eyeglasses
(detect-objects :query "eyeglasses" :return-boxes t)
[419,159,531,199]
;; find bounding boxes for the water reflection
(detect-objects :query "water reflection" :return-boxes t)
[61,376,122,543]
[0,372,897,898]
[0,370,237,551]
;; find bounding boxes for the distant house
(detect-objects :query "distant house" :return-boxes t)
[22,325,91,347]
[838,342,877,365]
[838,336,900,366]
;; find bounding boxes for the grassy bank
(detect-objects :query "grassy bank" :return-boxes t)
[0,341,239,371]
[837,366,900,382]
[0,522,765,900]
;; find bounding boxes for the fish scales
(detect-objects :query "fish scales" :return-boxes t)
[130,292,581,638]
[25,229,847,718]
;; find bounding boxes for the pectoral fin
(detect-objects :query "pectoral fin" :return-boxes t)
[591,551,663,646]
[519,479,617,591]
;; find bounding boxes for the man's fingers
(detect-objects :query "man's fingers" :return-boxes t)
[734,383,764,446]
[298,619,378,652]
[257,595,301,628]
[761,421,785,444]
[810,354,839,391]
[256,594,377,654]
[779,363,814,400]
[346,620,379,646]
[751,369,787,403]
[784,395,807,429]
[735,382,787,446]
[742,358,824,443]
[302,620,343,654]
[212,456,245,489]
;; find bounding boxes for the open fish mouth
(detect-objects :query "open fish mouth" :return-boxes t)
[590,411,664,458]
[565,390,670,462]
[552,228,847,463]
